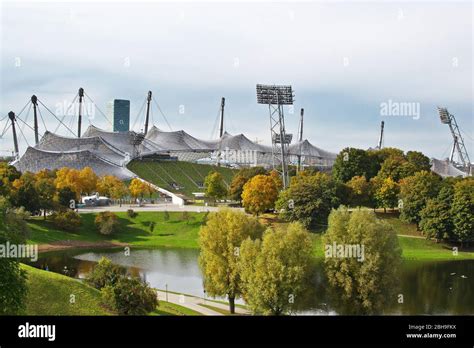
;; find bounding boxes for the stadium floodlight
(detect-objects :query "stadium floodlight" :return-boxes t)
[436,106,471,170]
[256,84,294,189]
[256,84,294,105]
[437,107,450,124]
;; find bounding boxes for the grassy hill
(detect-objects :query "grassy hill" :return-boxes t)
[21,264,113,315]
[127,160,236,198]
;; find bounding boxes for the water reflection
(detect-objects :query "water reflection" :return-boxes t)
[29,248,474,315]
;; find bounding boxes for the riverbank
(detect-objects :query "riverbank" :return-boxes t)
[27,211,474,261]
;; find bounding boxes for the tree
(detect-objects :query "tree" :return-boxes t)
[35,172,56,219]
[228,167,267,201]
[399,171,441,225]
[0,162,21,197]
[78,167,98,195]
[86,257,126,290]
[451,178,474,245]
[129,178,153,202]
[276,171,340,230]
[50,210,82,231]
[102,276,158,315]
[198,209,264,313]
[204,171,227,201]
[377,155,408,182]
[241,174,279,216]
[56,186,76,209]
[0,197,29,314]
[97,175,128,205]
[374,177,399,212]
[11,172,40,214]
[406,151,431,172]
[239,222,313,315]
[332,147,371,182]
[419,185,455,241]
[322,208,402,314]
[95,211,120,235]
[345,175,370,208]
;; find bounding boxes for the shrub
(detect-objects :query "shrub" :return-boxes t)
[95,211,120,235]
[49,210,82,231]
[86,257,126,290]
[104,276,158,315]
[127,209,137,218]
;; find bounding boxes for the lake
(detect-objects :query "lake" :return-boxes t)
[29,247,474,315]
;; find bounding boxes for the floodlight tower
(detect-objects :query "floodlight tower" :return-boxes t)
[437,107,471,170]
[256,84,294,188]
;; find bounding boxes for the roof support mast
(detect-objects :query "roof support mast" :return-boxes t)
[217,97,225,167]
[377,121,384,149]
[144,91,152,135]
[77,88,84,138]
[8,111,19,158]
[31,95,39,145]
[297,108,304,172]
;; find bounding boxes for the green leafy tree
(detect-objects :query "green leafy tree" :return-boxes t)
[322,208,402,314]
[406,151,431,172]
[204,171,227,201]
[276,171,340,230]
[239,222,313,315]
[332,147,371,182]
[102,277,158,315]
[345,175,370,208]
[419,185,455,241]
[56,186,76,209]
[0,197,29,314]
[35,176,56,219]
[198,209,264,313]
[86,257,126,289]
[451,178,474,245]
[374,177,399,212]
[11,172,40,214]
[399,171,441,225]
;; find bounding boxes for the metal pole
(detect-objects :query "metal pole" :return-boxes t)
[378,121,385,149]
[297,108,304,172]
[219,97,225,138]
[77,88,84,138]
[165,283,168,302]
[144,91,152,135]
[31,95,39,145]
[8,111,19,157]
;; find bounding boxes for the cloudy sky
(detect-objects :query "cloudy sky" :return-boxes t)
[0,0,472,160]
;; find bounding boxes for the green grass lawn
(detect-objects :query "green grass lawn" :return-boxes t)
[197,303,243,315]
[28,211,205,249]
[20,264,113,315]
[151,302,201,316]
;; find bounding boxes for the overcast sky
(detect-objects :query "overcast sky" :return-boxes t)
[0,0,472,160]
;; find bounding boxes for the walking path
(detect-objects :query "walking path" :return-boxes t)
[156,290,249,316]
[78,204,243,213]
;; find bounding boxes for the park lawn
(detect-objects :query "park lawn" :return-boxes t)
[151,302,201,316]
[20,264,113,315]
[398,236,474,261]
[197,303,243,316]
[27,211,205,249]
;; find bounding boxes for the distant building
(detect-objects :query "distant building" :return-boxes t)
[108,99,130,132]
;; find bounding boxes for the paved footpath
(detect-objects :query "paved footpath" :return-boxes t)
[156,290,250,316]
[78,204,243,213]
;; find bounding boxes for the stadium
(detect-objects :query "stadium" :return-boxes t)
[5,90,338,203]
